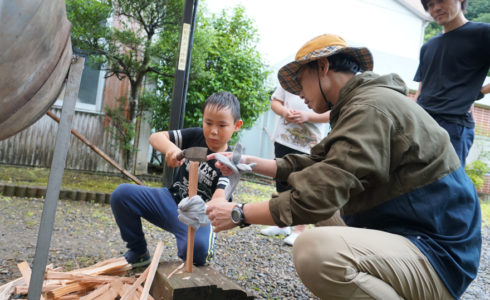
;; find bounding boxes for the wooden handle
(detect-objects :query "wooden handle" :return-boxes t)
[185,161,199,272]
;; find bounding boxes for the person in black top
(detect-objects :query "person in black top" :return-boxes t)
[111,92,243,267]
[414,0,490,167]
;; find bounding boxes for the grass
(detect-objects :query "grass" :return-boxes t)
[481,200,490,226]
[0,164,160,193]
[0,163,488,225]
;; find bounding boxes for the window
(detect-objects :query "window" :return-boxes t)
[55,53,105,113]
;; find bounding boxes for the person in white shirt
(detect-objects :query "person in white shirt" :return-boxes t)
[260,85,330,245]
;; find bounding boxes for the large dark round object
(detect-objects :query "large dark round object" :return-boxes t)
[0,0,72,141]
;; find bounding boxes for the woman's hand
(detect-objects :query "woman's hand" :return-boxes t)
[207,152,243,176]
[206,201,237,232]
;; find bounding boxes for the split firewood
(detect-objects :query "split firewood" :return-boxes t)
[120,268,149,300]
[57,295,80,300]
[71,257,131,276]
[1,255,164,300]
[46,282,98,299]
[45,272,135,285]
[14,284,60,295]
[78,283,110,300]
[139,241,164,300]
[0,277,25,299]
[17,261,45,300]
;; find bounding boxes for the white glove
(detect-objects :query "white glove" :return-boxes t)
[214,143,256,200]
[177,195,210,230]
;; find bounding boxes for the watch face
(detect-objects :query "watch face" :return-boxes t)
[231,208,241,224]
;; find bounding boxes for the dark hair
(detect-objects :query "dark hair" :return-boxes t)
[421,0,467,13]
[203,92,241,122]
[304,53,362,74]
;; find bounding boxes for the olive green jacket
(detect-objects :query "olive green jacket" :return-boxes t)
[269,72,459,226]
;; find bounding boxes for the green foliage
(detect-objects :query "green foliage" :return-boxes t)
[482,201,490,226]
[150,5,272,132]
[423,22,442,42]
[66,0,186,168]
[474,13,490,24]
[424,0,490,41]
[465,0,490,20]
[67,0,271,167]
[104,97,136,168]
[465,160,490,189]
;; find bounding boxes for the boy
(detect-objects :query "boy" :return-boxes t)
[111,91,242,267]
[414,0,490,166]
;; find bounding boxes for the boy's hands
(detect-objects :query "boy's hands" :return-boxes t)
[165,147,185,168]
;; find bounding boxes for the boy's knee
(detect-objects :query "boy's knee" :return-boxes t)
[193,240,213,266]
[110,183,133,208]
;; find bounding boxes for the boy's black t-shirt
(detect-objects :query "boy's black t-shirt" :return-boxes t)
[167,127,231,204]
[414,22,490,127]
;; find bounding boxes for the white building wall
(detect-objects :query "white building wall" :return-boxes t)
[235,0,429,158]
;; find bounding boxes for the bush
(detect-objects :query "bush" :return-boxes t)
[465,160,490,190]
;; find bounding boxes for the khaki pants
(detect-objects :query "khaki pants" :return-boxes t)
[293,227,453,300]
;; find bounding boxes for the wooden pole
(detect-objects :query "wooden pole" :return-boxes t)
[46,110,145,186]
[185,161,199,273]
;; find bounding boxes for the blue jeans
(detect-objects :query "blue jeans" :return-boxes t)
[110,183,216,266]
[434,118,474,168]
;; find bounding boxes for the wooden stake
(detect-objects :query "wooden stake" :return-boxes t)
[185,161,199,273]
[46,110,145,186]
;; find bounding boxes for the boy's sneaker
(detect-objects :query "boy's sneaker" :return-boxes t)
[124,250,151,268]
[260,226,291,236]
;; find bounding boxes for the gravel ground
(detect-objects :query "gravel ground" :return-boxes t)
[0,184,488,299]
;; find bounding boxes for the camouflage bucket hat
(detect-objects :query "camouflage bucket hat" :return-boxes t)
[278,34,373,95]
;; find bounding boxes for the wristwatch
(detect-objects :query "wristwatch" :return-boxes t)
[231,203,250,228]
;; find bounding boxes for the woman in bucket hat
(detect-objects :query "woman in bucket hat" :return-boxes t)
[207,33,480,299]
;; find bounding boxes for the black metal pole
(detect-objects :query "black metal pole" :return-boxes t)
[164,0,199,187]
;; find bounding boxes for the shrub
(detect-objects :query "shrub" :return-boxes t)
[465,160,490,190]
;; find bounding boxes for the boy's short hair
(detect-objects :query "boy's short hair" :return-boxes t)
[421,0,467,12]
[203,92,241,122]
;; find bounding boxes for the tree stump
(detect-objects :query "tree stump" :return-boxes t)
[150,261,255,300]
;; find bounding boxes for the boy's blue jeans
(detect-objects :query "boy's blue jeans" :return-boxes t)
[110,183,216,266]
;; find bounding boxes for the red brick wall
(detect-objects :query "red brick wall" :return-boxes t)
[474,105,490,136]
[474,104,490,194]
[480,175,490,194]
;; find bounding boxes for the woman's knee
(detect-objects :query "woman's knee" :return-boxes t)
[293,228,353,287]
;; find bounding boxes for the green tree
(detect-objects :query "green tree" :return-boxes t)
[66,0,184,169]
[150,5,271,131]
[67,1,271,170]
[424,0,490,41]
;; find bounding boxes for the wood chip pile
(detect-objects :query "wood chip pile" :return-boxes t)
[0,257,154,300]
